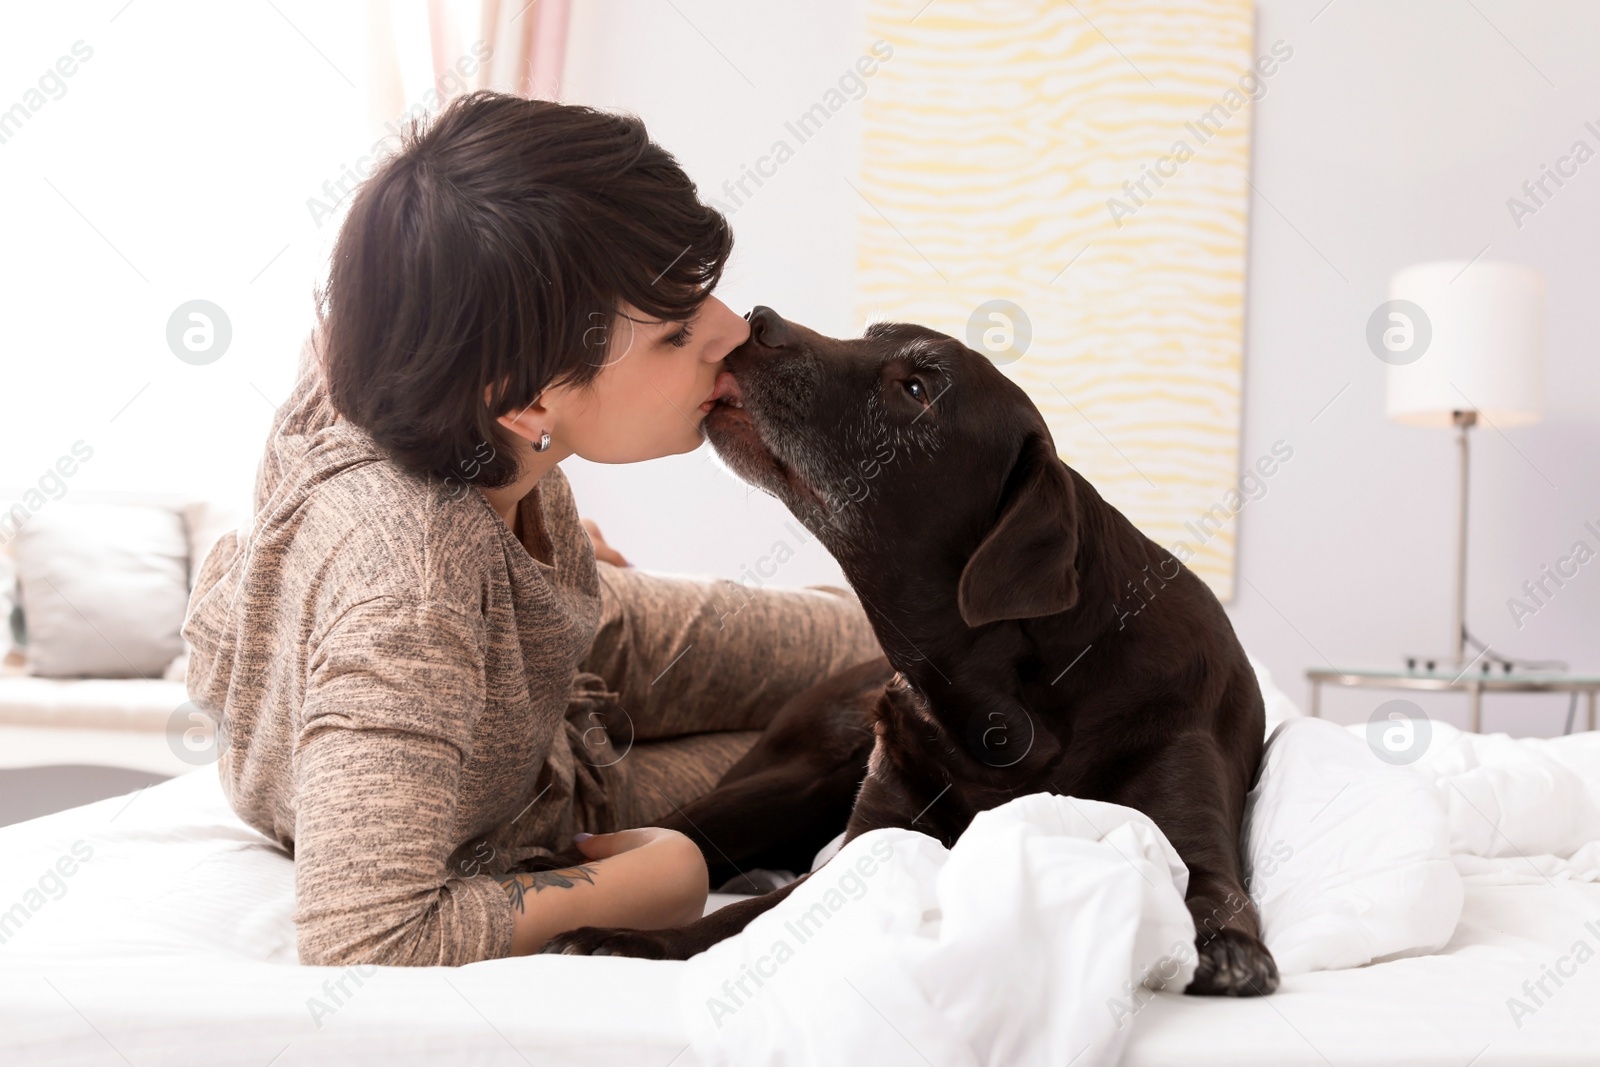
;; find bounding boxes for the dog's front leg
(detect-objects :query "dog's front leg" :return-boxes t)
[839,762,957,847]
[837,679,971,848]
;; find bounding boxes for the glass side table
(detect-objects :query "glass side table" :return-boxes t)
[1305,667,1600,734]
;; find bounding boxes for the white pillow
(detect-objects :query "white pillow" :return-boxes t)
[1242,716,1463,974]
[13,503,190,678]
[178,498,242,593]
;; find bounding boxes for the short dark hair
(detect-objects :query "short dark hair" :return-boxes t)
[314,90,734,490]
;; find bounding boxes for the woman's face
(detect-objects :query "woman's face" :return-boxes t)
[543,295,751,464]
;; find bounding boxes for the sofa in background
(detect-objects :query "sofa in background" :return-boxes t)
[0,489,244,818]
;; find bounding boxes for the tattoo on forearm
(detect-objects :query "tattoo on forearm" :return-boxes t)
[497,865,600,913]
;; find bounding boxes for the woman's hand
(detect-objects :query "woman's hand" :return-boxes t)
[499,826,707,954]
[573,827,708,926]
[581,517,630,567]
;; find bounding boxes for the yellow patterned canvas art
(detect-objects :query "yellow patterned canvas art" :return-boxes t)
[856,0,1270,599]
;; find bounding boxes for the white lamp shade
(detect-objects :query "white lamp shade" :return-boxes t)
[1384,260,1545,428]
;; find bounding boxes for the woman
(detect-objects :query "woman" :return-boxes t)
[182,90,881,966]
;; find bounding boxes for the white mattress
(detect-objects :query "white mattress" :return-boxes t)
[1126,882,1600,1066]
[3,767,1598,1065]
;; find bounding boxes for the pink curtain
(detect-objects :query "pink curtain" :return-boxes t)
[367,0,569,133]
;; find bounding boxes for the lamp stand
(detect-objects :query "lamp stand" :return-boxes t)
[1406,408,1568,681]
[1450,409,1477,669]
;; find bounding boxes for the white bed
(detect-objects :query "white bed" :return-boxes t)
[4,665,1599,1066]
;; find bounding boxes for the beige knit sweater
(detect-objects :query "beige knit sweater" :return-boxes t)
[183,331,607,966]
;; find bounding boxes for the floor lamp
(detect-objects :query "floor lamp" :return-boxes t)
[1384,260,1546,671]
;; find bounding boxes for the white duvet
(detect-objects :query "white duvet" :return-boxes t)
[680,797,1198,1067]
[4,657,1600,1067]
[676,664,1600,1067]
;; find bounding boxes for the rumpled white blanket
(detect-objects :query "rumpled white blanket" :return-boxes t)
[1242,717,1464,975]
[678,669,1600,1067]
[1398,719,1600,883]
[1242,716,1600,977]
[678,795,1197,1067]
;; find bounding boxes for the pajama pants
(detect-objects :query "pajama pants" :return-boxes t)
[564,560,884,835]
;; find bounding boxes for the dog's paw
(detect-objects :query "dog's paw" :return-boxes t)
[878,675,934,723]
[536,926,671,959]
[1185,928,1279,997]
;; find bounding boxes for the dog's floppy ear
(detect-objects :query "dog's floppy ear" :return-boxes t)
[957,433,1080,628]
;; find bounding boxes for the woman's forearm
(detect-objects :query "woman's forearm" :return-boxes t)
[496,830,708,955]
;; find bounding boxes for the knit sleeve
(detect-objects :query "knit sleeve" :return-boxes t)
[290,596,516,966]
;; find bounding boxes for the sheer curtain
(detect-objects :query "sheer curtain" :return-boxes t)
[366,0,569,133]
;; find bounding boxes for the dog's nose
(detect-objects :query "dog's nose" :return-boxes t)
[746,306,794,348]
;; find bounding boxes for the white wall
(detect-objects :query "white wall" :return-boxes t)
[0,1,374,519]
[560,0,1600,736]
[1233,0,1600,734]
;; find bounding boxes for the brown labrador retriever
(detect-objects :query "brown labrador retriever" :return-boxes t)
[535,307,1278,997]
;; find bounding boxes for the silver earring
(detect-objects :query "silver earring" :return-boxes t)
[533,430,552,453]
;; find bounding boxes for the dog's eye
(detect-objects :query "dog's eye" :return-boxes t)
[902,378,928,404]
